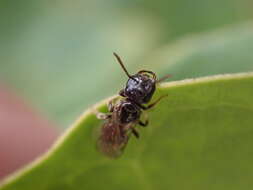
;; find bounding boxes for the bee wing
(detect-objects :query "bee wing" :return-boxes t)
[97,121,129,158]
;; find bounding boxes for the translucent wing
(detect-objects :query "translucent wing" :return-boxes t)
[97,121,129,158]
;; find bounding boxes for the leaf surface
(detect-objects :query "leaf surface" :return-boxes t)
[1,73,253,190]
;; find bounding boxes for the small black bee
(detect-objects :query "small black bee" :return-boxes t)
[96,53,171,158]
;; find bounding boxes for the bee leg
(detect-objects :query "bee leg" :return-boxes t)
[119,89,126,97]
[108,96,121,112]
[96,113,112,120]
[131,128,140,139]
[108,100,114,112]
[139,120,149,127]
[139,94,168,110]
[92,105,112,120]
[139,112,149,127]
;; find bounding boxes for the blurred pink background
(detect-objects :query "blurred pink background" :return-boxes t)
[0,83,59,180]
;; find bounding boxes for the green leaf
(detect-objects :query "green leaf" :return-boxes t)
[1,72,253,190]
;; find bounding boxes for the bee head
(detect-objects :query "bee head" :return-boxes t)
[124,71,156,104]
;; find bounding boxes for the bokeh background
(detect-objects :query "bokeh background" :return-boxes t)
[1,0,253,180]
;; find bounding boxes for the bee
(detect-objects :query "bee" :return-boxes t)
[96,53,171,158]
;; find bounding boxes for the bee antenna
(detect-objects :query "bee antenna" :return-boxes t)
[156,74,172,83]
[113,52,137,82]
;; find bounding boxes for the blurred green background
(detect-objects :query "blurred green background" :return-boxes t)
[1,0,253,127]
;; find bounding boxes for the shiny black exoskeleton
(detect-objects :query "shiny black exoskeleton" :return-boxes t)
[116,100,141,124]
[120,71,156,104]
[96,53,170,158]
